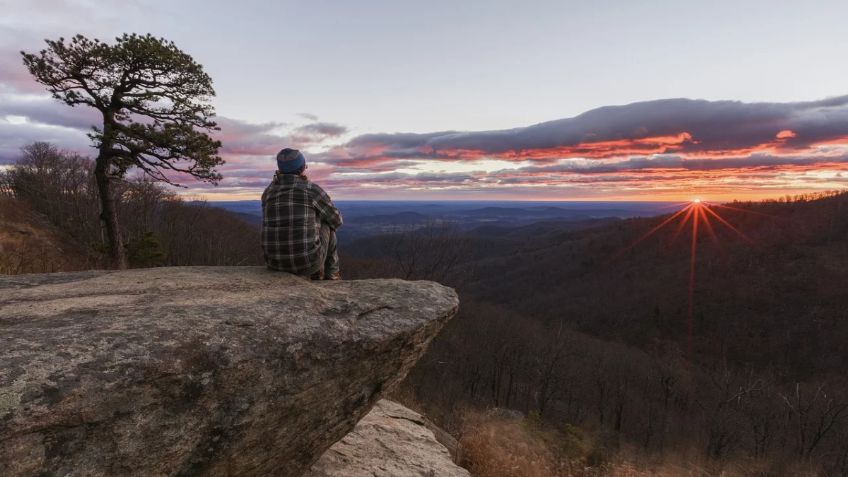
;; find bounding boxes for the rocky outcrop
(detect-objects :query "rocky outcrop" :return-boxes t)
[0,267,458,477]
[305,400,469,477]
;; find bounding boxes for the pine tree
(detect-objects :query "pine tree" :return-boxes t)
[22,34,223,268]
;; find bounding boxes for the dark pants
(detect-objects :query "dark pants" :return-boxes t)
[312,222,340,280]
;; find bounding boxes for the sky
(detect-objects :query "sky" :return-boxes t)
[2,0,848,201]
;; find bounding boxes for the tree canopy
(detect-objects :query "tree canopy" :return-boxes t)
[21,33,223,185]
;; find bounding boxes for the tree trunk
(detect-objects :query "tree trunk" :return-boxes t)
[94,153,127,269]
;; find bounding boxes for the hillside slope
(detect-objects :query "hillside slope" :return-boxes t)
[0,197,99,274]
[468,193,848,376]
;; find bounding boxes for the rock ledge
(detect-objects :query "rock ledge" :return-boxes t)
[306,399,469,477]
[0,266,458,477]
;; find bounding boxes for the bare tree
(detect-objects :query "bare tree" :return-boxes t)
[534,321,571,416]
[696,367,761,458]
[386,220,471,284]
[9,143,102,246]
[781,383,847,460]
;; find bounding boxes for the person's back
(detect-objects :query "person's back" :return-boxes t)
[261,148,342,279]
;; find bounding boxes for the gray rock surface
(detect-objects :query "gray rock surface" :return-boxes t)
[0,267,458,477]
[305,400,469,477]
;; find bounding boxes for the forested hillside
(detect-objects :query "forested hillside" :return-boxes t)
[344,192,848,476]
[0,143,262,270]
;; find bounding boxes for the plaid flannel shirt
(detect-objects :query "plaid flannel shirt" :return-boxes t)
[261,173,343,275]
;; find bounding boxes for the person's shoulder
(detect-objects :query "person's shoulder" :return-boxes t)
[262,177,282,193]
[306,179,330,197]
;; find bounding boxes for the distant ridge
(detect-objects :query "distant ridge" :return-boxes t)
[206,200,676,240]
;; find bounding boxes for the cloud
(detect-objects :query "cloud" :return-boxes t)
[0,120,92,163]
[0,1,158,94]
[0,46,42,94]
[0,93,100,162]
[215,117,289,156]
[3,84,848,199]
[320,96,848,167]
[0,93,101,130]
[0,94,347,175]
[294,122,347,137]
[510,152,848,175]
[289,122,348,144]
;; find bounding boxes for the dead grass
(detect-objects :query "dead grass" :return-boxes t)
[458,410,586,477]
[455,410,821,477]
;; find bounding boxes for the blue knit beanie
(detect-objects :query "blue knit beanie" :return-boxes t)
[276,148,306,174]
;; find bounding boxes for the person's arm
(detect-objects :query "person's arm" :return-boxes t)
[312,184,343,230]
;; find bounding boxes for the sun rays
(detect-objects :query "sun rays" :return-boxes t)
[614,199,754,361]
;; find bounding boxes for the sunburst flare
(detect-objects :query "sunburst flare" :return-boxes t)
[613,199,755,362]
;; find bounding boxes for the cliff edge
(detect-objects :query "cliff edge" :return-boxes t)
[0,266,458,477]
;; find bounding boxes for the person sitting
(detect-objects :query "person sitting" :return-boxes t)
[261,148,342,280]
